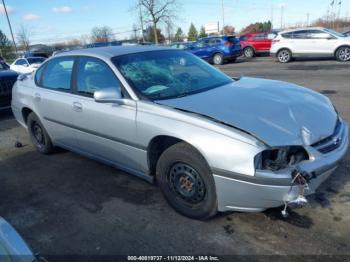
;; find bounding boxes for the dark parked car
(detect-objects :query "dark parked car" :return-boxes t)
[186,36,242,65]
[0,62,18,110]
[239,32,277,58]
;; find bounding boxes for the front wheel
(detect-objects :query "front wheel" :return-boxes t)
[212,53,224,65]
[336,46,350,62]
[156,142,217,220]
[277,49,292,63]
[27,112,54,154]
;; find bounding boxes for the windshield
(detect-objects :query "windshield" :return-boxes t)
[27,57,45,64]
[112,50,233,100]
[324,28,345,38]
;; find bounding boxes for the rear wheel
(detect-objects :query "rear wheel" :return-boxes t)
[212,53,224,65]
[277,49,292,63]
[336,46,350,62]
[27,112,54,154]
[156,142,217,220]
[243,47,255,58]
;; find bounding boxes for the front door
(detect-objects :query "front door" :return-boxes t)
[69,56,140,171]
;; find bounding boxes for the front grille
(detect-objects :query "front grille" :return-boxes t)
[0,77,17,96]
[312,119,343,154]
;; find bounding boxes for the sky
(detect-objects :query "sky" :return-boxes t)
[1,0,349,44]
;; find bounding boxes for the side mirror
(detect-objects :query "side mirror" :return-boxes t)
[94,87,123,104]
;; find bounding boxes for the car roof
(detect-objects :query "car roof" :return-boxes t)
[279,27,326,34]
[56,45,174,60]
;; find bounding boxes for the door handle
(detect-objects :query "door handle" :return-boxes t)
[72,102,83,112]
[34,93,41,102]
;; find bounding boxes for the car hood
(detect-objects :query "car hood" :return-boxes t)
[0,70,18,78]
[156,77,338,146]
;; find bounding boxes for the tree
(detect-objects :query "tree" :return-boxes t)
[17,25,32,51]
[198,26,206,38]
[91,26,114,43]
[240,21,272,34]
[0,30,12,59]
[139,0,178,44]
[223,25,235,35]
[175,27,183,41]
[145,26,165,43]
[187,23,198,41]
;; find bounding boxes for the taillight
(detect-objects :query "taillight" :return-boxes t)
[224,42,233,47]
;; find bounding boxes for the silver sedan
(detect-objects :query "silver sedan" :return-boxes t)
[11,46,349,219]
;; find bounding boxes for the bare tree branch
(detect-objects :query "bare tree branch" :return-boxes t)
[138,0,179,44]
[17,25,32,51]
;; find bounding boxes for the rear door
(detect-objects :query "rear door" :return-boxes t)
[68,56,140,171]
[251,33,267,51]
[290,30,312,54]
[33,56,78,147]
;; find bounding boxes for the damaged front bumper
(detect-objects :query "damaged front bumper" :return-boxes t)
[213,121,349,212]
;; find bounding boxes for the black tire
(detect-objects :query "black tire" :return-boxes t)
[27,112,54,154]
[336,46,350,62]
[156,142,217,220]
[243,47,255,58]
[277,49,292,63]
[212,53,224,65]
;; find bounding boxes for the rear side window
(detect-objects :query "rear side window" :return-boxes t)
[253,34,266,40]
[76,57,120,96]
[41,57,74,91]
[292,30,310,39]
[281,32,293,39]
[227,36,238,43]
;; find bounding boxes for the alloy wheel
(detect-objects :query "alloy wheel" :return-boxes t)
[278,50,290,63]
[244,47,254,58]
[339,47,350,61]
[213,54,223,65]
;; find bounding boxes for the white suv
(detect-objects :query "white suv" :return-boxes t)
[270,27,350,63]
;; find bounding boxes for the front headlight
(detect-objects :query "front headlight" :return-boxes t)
[254,146,309,171]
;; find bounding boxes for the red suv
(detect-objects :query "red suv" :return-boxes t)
[239,32,277,58]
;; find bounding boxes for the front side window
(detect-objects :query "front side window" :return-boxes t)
[112,50,233,100]
[15,59,28,66]
[76,57,120,96]
[41,57,74,91]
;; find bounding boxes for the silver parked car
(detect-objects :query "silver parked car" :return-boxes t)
[12,46,349,219]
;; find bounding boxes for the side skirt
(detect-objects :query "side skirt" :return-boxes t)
[54,141,154,184]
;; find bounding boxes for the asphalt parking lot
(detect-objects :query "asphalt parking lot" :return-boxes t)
[1,56,350,258]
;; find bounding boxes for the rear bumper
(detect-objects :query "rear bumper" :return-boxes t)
[214,121,349,212]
